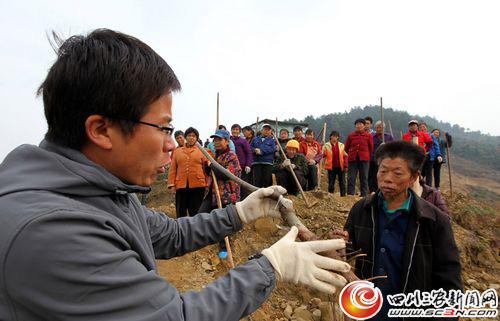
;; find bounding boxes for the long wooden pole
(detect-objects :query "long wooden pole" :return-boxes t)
[444,132,453,198]
[216,92,220,131]
[213,92,235,268]
[380,97,385,143]
[211,172,235,268]
[275,118,316,208]
[255,117,259,133]
[317,122,327,191]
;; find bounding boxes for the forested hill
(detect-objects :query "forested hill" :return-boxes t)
[285,106,500,171]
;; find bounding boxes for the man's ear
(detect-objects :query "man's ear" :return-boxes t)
[409,170,421,186]
[84,115,113,150]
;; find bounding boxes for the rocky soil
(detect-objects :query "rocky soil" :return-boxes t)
[147,172,499,321]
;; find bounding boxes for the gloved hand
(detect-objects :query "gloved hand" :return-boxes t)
[282,159,291,168]
[308,159,316,165]
[289,163,297,170]
[235,186,290,224]
[437,156,443,163]
[262,226,350,294]
[245,166,251,174]
[254,148,262,155]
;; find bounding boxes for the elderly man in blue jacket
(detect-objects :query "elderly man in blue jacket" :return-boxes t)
[0,29,351,321]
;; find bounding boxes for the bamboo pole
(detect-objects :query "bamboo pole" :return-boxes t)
[380,97,385,143]
[213,92,235,268]
[274,118,317,208]
[444,131,453,198]
[216,92,220,131]
[256,117,259,133]
[400,131,403,139]
[211,171,235,268]
[317,122,327,191]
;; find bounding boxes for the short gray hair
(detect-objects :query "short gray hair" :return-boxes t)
[374,121,385,128]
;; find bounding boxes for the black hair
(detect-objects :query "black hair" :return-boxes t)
[329,130,340,138]
[184,127,199,139]
[419,122,427,128]
[174,130,184,138]
[375,141,425,176]
[364,116,373,123]
[218,125,227,130]
[305,129,314,135]
[38,29,181,150]
[354,118,366,125]
[293,126,302,132]
[280,128,289,134]
[231,124,241,131]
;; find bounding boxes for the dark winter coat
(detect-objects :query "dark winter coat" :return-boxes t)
[372,133,394,161]
[250,136,276,165]
[421,183,449,214]
[344,191,462,303]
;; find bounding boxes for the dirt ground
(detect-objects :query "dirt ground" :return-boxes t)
[147,157,499,321]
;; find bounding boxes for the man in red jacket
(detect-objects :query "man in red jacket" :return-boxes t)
[345,118,374,196]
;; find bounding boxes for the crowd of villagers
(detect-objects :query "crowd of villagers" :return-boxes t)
[166,117,453,258]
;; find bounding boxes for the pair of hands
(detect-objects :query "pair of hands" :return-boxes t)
[236,186,350,294]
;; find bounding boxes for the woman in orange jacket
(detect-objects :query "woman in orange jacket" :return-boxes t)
[322,131,348,196]
[167,127,207,218]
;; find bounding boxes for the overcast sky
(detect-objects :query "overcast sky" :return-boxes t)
[1,0,499,161]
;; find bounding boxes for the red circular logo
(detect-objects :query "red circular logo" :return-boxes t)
[339,280,383,319]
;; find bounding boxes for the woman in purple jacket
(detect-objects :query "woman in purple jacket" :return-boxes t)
[231,124,253,198]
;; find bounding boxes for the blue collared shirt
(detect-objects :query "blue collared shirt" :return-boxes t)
[372,191,413,320]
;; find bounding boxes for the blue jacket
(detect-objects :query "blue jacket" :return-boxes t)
[250,136,276,165]
[428,135,441,161]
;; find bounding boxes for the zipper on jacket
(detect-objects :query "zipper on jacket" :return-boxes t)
[402,221,420,293]
[371,205,376,277]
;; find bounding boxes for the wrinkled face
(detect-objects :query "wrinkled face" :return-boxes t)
[186,132,197,146]
[213,137,228,150]
[365,120,372,130]
[280,130,289,140]
[286,147,297,158]
[294,130,303,138]
[231,127,240,137]
[376,125,383,135]
[111,94,174,186]
[175,135,185,146]
[306,132,314,142]
[419,124,428,132]
[377,157,418,199]
[433,130,440,138]
[330,135,338,144]
[355,122,365,132]
[409,124,418,132]
[262,127,271,137]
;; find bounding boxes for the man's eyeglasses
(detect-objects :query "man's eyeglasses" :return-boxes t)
[134,120,175,137]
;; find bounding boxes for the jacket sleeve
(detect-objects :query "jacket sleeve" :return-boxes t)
[432,136,441,156]
[424,133,433,152]
[243,140,253,167]
[313,142,322,163]
[368,134,374,155]
[167,152,178,186]
[431,211,463,292]
[144,204,242,259]
[434,192,449,214]
[5,210,274,321]
[344,135,351,154]
[229,140,236,152]
[272,154,284,173]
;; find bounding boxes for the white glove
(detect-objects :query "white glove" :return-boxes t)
[289,163,297,170]
[245,166,251,174]
[437,156,443,163]
[254,148,262,155]
[308,159,316,165]
[235,186,290,224]
[282,159,291,168]
[262,226,350,294]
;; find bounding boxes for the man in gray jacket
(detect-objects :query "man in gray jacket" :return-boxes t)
[0,29,350,321]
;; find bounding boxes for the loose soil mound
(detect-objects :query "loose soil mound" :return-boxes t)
[147,179,499,321]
